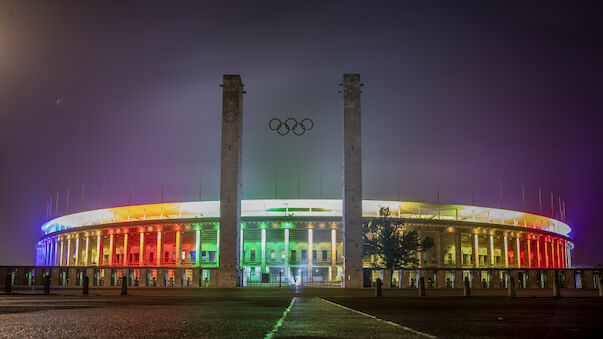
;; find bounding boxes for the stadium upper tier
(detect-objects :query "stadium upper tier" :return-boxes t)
[41,200,571,237]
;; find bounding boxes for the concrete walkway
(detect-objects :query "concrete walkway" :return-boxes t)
[273,297,434,338]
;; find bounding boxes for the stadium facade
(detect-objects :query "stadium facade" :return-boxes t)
[34,74,574,288]
[35,199,573,287]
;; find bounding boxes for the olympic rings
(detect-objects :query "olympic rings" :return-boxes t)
[268,117,314,136]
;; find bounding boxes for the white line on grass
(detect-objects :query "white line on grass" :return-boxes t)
[264,297,295,339]
[319,298,436,338]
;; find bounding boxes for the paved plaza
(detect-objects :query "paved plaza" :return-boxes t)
[0,288,601,338]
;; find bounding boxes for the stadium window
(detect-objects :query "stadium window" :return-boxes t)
[250,250,256,261]
[301,250,307,261]
[201,251,207,262]
[209,251,216,262]
[312,250,317,261]
[322,250,327,261]
[281,250,285,260]
[270,250,276,260]
[291,250,296,261]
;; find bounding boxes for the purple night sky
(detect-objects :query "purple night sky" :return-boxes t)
[1,1,602,266]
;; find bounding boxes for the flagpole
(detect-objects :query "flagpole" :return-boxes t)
[498,178,502,208]
[102,179,106,209]
[66,187,70,214]
[538,187,542,214]
[396,168,400,201]
[550,192,554,218]
[521,183,525,210]
[161,173,165,203]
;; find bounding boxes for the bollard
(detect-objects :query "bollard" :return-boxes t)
[83,276,89,295]
[553,276,560,297]
[121,276,127,296]
[508,276,516,298]
[43,276,51,294]
[418,277,426,297]
[375,278,382,297]
[5,274,12,293]
[464,277,470,296]
[599,277,603,297]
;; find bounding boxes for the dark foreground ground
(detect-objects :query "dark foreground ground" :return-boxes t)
[0,288,601,338]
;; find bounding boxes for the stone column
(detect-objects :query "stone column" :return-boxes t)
[33,268,43,285]
[454,230,462,268]
[454,269,463,289]
[261,228,267,273]
[97,235,103,266]
[54,239,60,266]
[515,237,521,268]
[341,74,364,288]
[436,232,443,266]
[583,270,594,289]
[102,269,112,287]
[544,238,549,268]
[192,269,200,288]
[109,234,114,266]
[473,234,479,268]
[536,238,541,268]
[436,270,446,288]
[383,269,392,288]
[75,237,80,266]
[284,228,290,279]
[195,229,201,266]
[156,231,162,266]
[546,270,555,289]
[85,236,90,266]
[123,233,129,266]
[503,235,509,268]
[51,267,60,286]
[217,74,244,288]
[139,268,148,287]
[139,233,145,266]
[473,270,482,289]
[85,268,94,284]
[67,268,77,287]
[564,270,575,288]
[528,270,539,288]
[308,228,313,283]
[66,238,71,266]
[176,231,182,267]
[509,270,519,289]
[157,269,165,287]
[330,229,337,280]
[488,235,493,266]
[555,240,564,268]
[174,269,183,287]
[401,270,410,288]
[527,237,532,268]
[59,239,64,266]
[14,268,26,286]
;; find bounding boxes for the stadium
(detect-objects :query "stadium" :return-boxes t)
[35,199,573,287]
[30,74,575,289]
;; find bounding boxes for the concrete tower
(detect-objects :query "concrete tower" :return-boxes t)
[217,75,244,287]
[341,74,364,288]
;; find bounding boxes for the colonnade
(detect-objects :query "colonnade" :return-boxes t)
[37,225,571,273]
